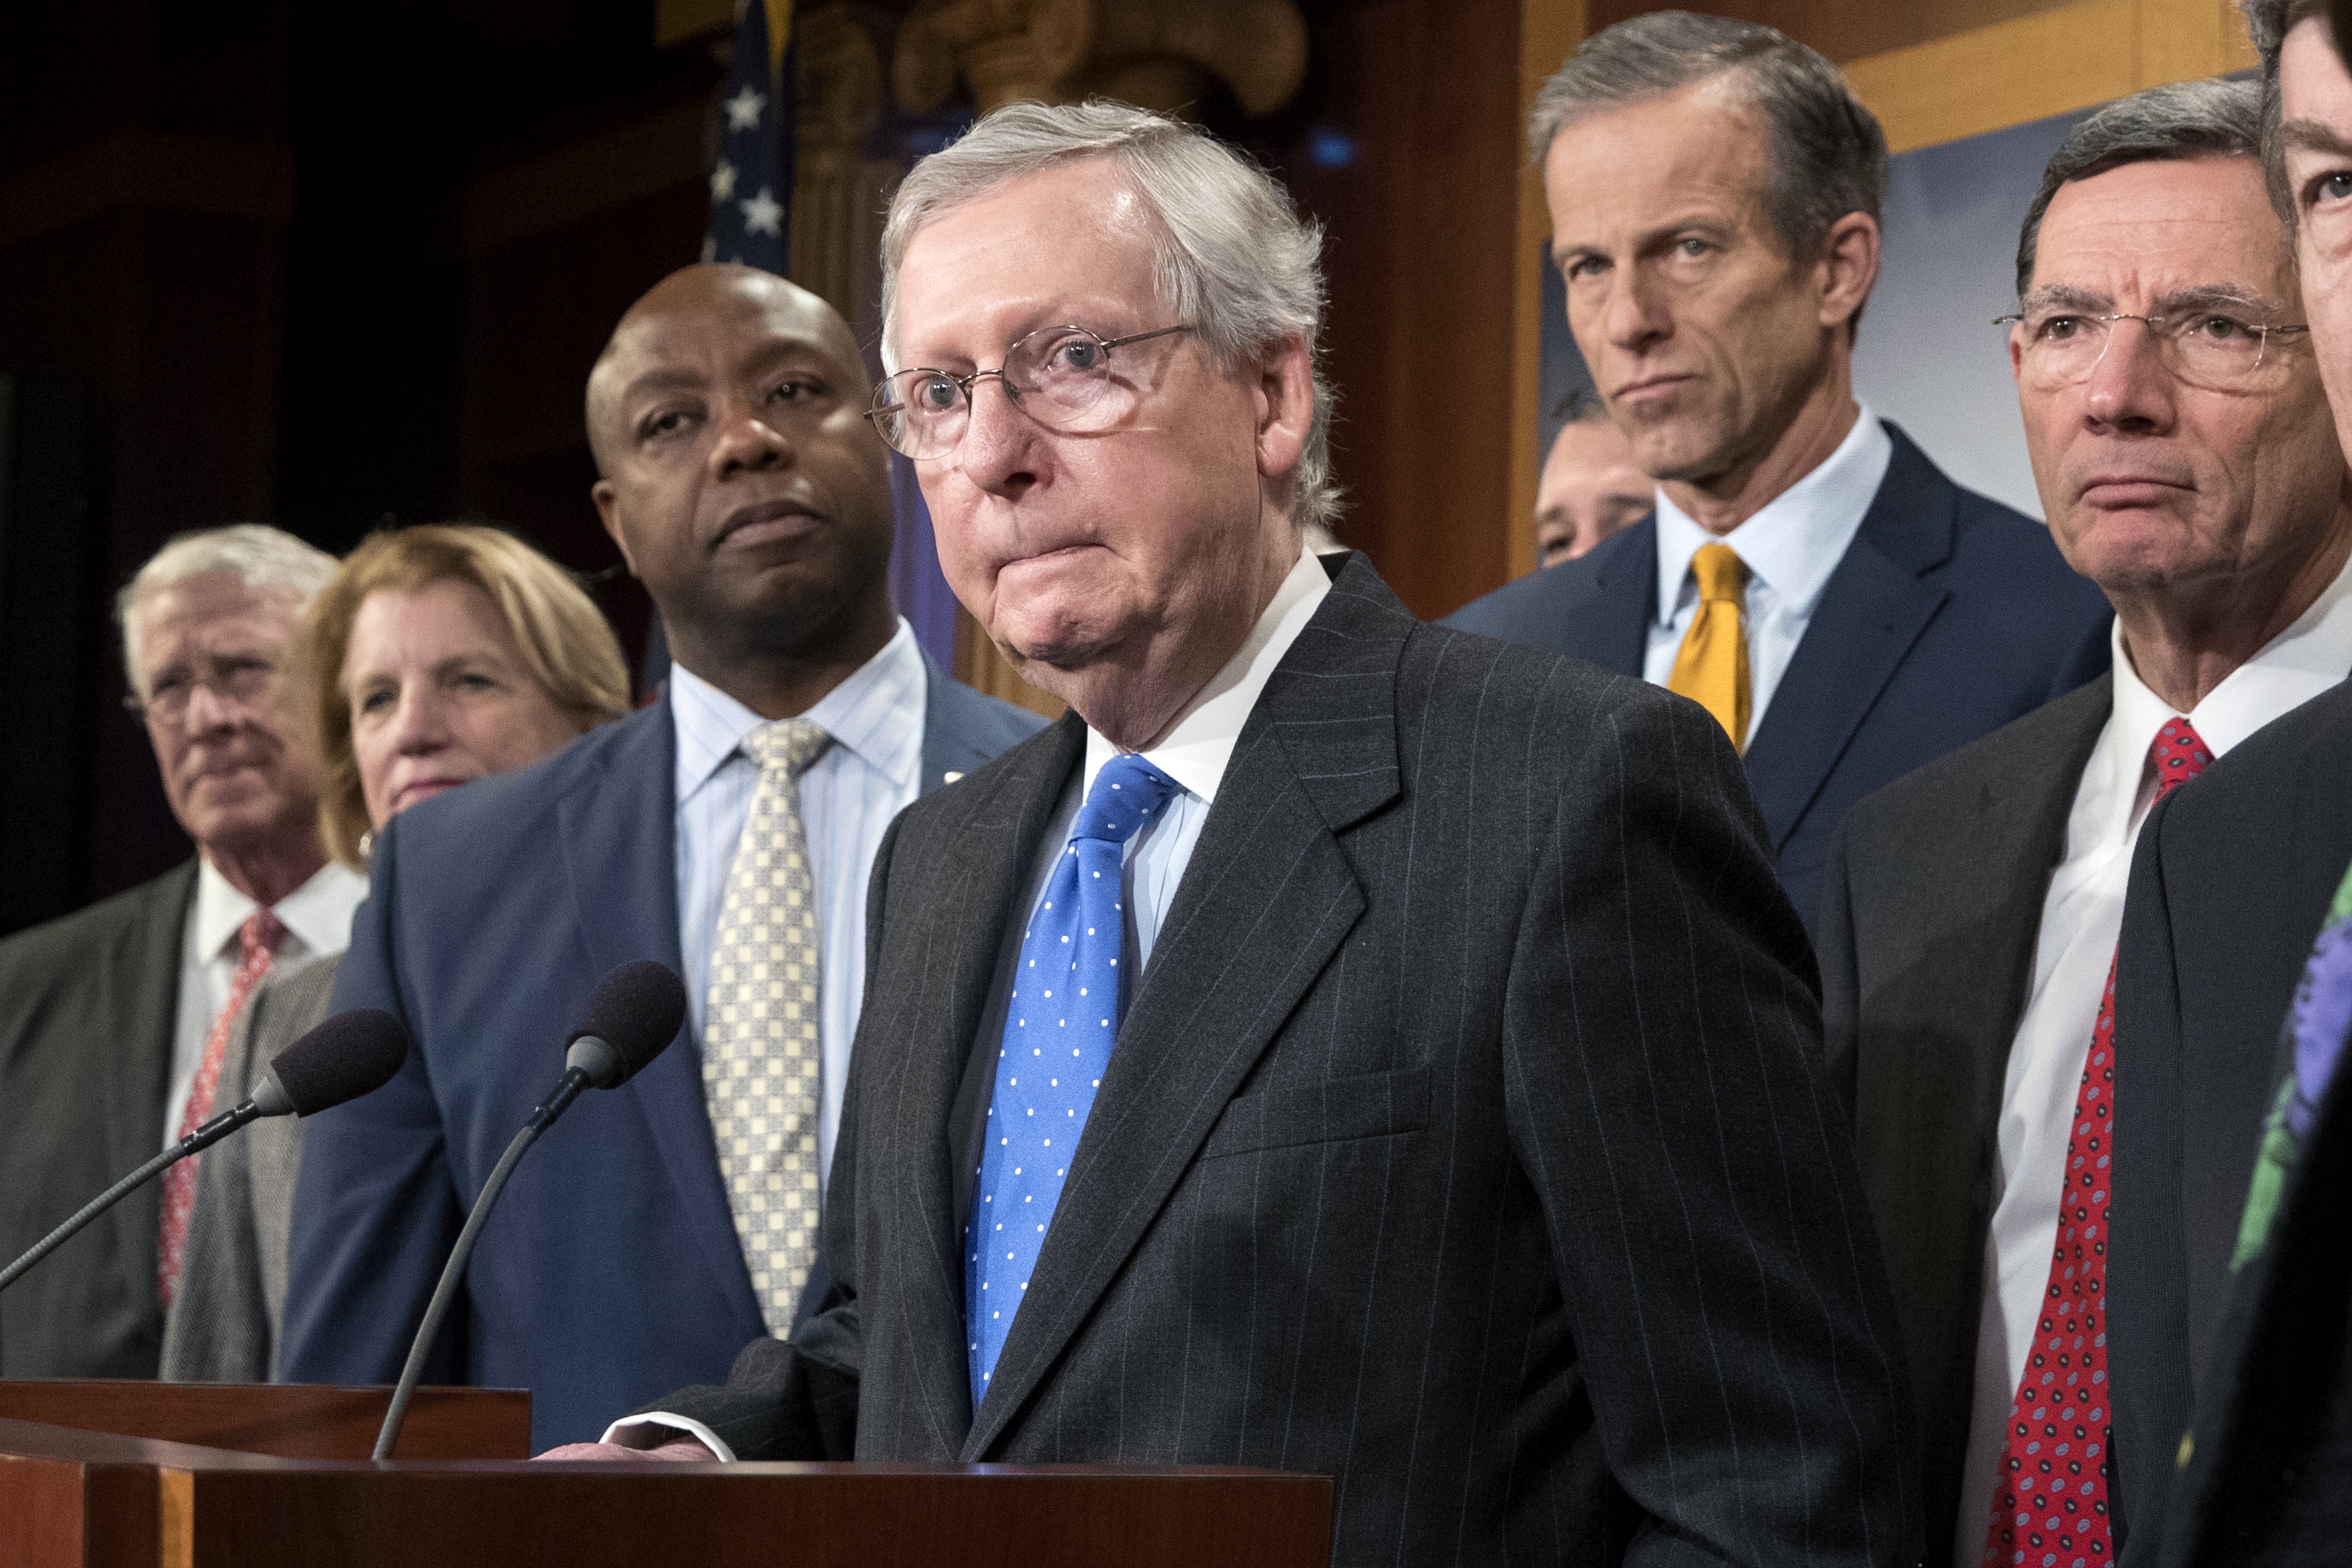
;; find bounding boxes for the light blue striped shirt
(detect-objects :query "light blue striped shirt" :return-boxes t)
[670,620,927,1185]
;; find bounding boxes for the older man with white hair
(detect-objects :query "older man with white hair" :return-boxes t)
[546,100,1919,1568]
[0,524,360,1378]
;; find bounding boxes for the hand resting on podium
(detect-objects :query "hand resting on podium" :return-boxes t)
[535,1438,712,1462]
[536,1427,719,1463]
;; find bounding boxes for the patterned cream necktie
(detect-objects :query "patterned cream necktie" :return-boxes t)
[705,717,834,1335]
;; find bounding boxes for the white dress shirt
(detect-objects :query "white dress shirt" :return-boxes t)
[1952,542,2352,1563]
[1643,405,1893,734]
[669,617,928,1188]
[164,857,367,1148]
[611,547,1332,1459]
[1015,542,1333,961]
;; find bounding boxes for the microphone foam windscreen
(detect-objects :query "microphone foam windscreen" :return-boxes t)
[567,960,687,1087]
[273,1008,412,1116]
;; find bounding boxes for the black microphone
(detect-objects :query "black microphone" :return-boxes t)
[373,961,686,1460]
[0,1008,411,1295]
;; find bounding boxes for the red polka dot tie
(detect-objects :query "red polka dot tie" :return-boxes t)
[1981,717,2211,1567]
[158,906,286,1305]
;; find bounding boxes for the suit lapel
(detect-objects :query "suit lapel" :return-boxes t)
[918,648,991,795]
[1740,428,1954,849]
[114,863,197,1191]
[962,558,1401,1458]
[554,701,757,1324]
[876,716,1084,1452]
[2174,701,2352,1365]
[1573,517,1656,676]
[1868,680,2112,1229]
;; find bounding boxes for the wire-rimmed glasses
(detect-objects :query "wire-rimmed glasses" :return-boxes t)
[1996,307,2311,391]
[867,322,1195,459]
[126,654,286,720]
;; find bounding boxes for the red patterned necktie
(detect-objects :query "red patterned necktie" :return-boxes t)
[1982,717,2213,1567]
[157,906,287,1305]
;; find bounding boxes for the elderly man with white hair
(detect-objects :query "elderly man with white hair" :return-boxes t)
[0,524,360,1378]
[546,100,1920,1568]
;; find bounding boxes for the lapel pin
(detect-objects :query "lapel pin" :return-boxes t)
[943,771,964,784]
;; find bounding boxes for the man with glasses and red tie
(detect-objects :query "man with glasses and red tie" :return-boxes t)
[0,525,361,1378]
[1816,78,2352,1568]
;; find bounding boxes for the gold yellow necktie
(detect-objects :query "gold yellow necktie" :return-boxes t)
[1667,542,1751,751]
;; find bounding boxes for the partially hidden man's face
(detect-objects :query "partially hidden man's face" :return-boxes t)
[891,159,1308,687]
[2281,14,2352,453]
[2012,154,2345,601]
[590,269,896,660]
[136,572,323,864]
[1536,417,1654,567]
[1546,74,1872,489]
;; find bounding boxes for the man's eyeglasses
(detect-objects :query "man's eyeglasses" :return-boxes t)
[867,322,1195,460]
[128,654,285,720]
[1996,308,2311,392]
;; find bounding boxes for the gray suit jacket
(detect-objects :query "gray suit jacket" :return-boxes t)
[1816,677,2111,1565]
[0,861,196,1377]
[159,953,340,1382]
[651,556,1920,1567]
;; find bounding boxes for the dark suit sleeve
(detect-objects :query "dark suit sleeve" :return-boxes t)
[1817,822,1864,1121]
[280,821,469,1386]
[2111,788,2198,1562]
[631,813,913,1458]
[1504,687,1920,1566]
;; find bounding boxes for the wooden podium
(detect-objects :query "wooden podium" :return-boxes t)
[0,1381,1333,1568]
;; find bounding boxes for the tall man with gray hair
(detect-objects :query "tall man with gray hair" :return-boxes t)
[0,524,362,1377]
[1447,12,2113,934]
[1816,78,2352,1568]
[548,98,1920,1568]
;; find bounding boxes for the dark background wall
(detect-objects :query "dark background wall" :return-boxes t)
[0,0,2108,933]
[0,0,1544,933]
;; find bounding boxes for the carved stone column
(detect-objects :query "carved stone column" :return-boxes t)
[786,3,886,319]
[893,0,1309,120]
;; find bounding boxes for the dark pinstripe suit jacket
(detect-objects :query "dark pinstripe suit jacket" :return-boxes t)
[653,555,1920,1566]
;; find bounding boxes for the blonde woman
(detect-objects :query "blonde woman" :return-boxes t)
[161,524,628,1381]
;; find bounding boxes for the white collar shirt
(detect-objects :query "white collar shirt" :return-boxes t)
[610,551,1328,1460]
[670,618,928,1187]
[166,856,368,1148]
[1643,406,1894,734]
[1031,542,1333,967]
[1954,540,2352,1564]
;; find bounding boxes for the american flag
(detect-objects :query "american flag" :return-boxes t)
[702,0,796,272]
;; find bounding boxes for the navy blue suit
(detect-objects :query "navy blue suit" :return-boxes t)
[1443,423,2112,931]
[281,655,1045,1448]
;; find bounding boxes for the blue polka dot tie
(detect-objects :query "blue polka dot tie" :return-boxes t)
[966,752,1180,1405]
